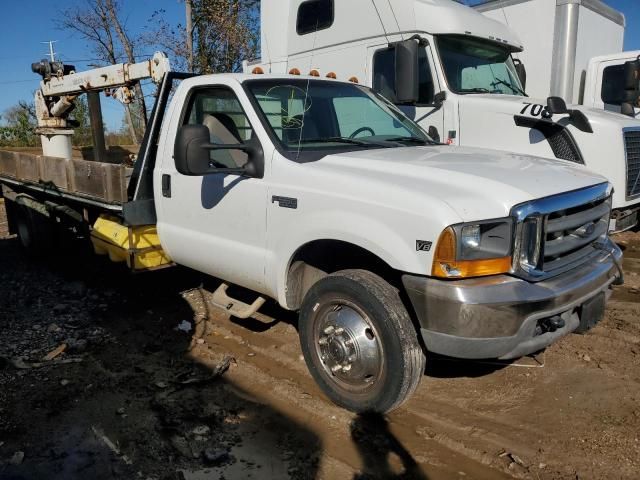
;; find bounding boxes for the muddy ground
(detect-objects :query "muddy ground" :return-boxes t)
[0,198,638,480]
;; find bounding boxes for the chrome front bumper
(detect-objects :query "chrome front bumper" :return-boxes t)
[402,241,623,360]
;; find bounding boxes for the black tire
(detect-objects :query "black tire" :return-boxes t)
[298,269,425,413]
[14,197,54,256]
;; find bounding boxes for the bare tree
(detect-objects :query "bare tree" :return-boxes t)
[144,0,259,74]
[185,0,194,72]
[57,0,145,143]
[104,0,147,134]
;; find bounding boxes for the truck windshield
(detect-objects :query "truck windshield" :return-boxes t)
[244,79,431,156]
[436,35,525,96]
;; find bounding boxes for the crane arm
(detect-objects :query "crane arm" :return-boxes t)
[37,52,171,97]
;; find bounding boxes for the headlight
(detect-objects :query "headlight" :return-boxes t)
[432,219,514,278]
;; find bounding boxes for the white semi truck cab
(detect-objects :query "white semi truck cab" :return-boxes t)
[247,0,640,231]
[0,60,623,412]
[475,0,640,118]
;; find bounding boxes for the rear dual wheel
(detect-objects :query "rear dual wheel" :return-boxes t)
[13,197,54,256]
[298,269,425,413]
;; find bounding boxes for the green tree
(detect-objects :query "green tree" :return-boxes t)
[0,101,39,147]
[70,96,93,146]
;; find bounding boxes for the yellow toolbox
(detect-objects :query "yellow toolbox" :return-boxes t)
[90,215,172,271]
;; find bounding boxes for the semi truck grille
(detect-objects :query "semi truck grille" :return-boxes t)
[512,183,612,281]
[625,129,640,198]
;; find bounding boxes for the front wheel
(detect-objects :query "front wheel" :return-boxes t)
[298,269,425,413]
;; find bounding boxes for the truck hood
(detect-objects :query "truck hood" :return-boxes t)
[313,145,607,222]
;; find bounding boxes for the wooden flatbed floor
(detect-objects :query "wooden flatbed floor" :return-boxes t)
[0,150,131,210]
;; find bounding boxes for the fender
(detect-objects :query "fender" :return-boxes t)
[271,209,436,309]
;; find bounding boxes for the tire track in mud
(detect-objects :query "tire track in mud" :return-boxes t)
[182,266,640,480]
[183,290,518,479]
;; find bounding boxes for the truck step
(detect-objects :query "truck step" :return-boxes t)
[210,283,266,319]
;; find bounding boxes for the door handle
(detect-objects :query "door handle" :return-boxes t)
[162,174,171,198]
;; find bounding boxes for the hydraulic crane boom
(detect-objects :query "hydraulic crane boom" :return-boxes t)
[31,52,171,159]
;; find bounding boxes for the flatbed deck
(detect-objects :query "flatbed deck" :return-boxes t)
[0,150,131,210]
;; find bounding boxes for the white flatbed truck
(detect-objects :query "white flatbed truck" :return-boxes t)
[0,57,624,412]
[248,0,640,231]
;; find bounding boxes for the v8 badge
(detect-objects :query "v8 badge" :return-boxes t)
[416,240,433,252]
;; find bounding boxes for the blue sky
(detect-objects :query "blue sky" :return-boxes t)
[1,0,640,132]
[0,0,184,131]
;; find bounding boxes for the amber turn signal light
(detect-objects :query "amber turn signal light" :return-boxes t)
[431,227,512,278]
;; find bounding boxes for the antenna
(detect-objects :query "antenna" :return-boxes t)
[42,40,58,62]
[296,15,321,162]
[386,0,404,41]
[371,0,391,44]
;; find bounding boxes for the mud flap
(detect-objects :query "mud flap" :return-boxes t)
[576,292,606,334]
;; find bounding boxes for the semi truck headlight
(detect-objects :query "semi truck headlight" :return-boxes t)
[432,219,513,278]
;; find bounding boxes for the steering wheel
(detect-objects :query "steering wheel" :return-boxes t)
[349,126,375,139]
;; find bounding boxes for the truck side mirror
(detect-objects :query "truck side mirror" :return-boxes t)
[547,96,569,114]
[395,39,420,104]
[545,96,593,133]
[513,59,527,90]
[622,57,640,117]
[174,124,262,177]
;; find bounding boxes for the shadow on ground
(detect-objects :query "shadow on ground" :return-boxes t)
[0,233,436,480]
[0,235,321,479]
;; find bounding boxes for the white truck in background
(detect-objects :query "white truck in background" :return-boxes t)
[475,0,640,116]
[582,50,640,114]
[0,56,623,412]
[246,0,640,231]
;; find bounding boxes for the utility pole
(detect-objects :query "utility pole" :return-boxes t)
[42,40,58,62]
[185,0,194,72]
[86,92,106,163]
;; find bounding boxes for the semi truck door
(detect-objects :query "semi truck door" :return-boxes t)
[157,86,268,293]
[368,42,444,142]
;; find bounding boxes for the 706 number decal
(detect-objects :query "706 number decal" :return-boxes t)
[520,103,550,118]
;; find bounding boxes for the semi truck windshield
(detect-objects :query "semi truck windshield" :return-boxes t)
[437,35,525,96]
[245,79,430,155]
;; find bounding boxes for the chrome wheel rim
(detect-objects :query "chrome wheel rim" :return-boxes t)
[314,302,384,392]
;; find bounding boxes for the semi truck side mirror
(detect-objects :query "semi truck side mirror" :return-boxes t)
[174,124,262,177]
[545,96,593,133]
[513,59,527,90]
[395,40,420,104]
[622,57,640,117]
[547,96,569,114]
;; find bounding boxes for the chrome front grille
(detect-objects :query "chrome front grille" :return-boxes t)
[624,129,640,198]
[512,183,612,281]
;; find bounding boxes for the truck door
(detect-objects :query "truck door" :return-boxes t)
[368,41,445,142]
[157,86,268,293]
